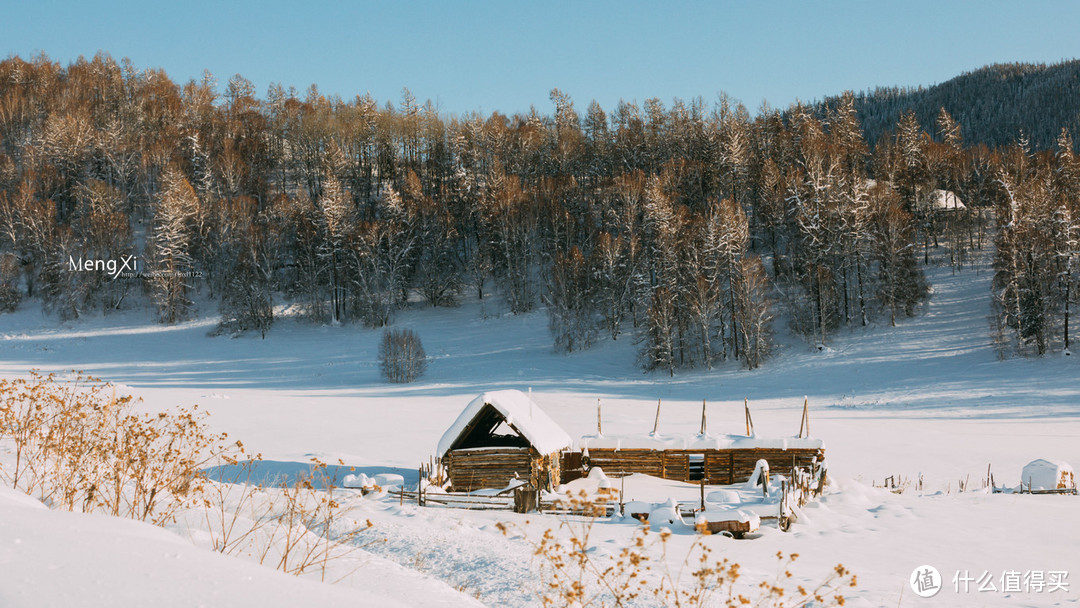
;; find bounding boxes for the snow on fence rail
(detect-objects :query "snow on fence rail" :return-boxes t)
[389,489,619,516]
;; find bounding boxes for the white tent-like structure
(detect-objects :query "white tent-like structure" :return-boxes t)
[1020,459,1075,491]
[924,189,966,211]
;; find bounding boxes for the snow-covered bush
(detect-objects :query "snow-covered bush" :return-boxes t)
[378,328,428,383]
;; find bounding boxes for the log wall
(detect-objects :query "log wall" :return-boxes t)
[444,448,561,491]
[578,447,824,485]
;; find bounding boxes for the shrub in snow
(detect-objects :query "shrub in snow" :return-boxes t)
[218,257,273,338]
[0,253,19,313]
[0,281,19,313]
[378,327,428,383]
[0,371,235,524]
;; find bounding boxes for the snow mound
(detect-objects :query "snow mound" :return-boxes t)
[343,473,375,489]
[706,490,741,504]
[623,500,652,519]
[647,498,688,528]
[375,473,405,488]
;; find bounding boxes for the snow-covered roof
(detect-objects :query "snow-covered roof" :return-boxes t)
[577,433,824,451]
[437,390,572,457]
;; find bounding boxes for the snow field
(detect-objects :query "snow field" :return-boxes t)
[1,257,1078,606]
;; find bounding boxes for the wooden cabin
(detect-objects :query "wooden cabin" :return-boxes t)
[438,390,571,492]
[573,434,824,485]
[438,393,825,491]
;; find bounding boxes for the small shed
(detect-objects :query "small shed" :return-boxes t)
[438,390,571,492]
[1020,459,1075,491]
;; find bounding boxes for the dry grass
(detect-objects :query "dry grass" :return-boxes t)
[0,371,232,524]
[498,491,856,607]
[0,371,377,583]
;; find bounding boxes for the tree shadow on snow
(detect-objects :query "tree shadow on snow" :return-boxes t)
[201,459,419,490]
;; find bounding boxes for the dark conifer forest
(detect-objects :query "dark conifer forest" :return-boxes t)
[817,60,1080,152]
[0,53,1077,367]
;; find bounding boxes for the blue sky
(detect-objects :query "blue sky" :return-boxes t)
[4,1,1079,115]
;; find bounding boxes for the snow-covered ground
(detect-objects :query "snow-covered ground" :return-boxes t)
[1,258,1078,607]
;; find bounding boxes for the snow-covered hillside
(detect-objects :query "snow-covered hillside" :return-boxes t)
[1,259,1078,607]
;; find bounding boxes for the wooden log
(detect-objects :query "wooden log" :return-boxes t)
[744,398,754,436]
[652,399,662,435]
[696,518,752,538]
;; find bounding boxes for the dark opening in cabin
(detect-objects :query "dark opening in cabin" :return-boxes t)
[688,454,705,481]
[448,404,531,450]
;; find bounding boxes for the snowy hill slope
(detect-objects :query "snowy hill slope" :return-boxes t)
[0,485,420,608]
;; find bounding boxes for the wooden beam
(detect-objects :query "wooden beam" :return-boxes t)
[799,397,810,438]
[699,399,707,435]
[744,397,754,436]
[597,398,603,435]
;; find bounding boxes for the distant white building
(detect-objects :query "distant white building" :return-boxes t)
[867,180,967,213]
[921,189,966,211]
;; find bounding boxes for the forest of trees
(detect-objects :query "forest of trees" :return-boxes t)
[0,53,1076,370]
[819,60,1080,152]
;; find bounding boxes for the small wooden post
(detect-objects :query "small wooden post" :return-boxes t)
[699,399,707,435]
[651,399,662,435]
[620,474,626,516]
[798,397,810,438]
[744,398,754,436]
[418,464,424,507]
[779,479,787,530]
[513,485,538,513]
[597,398,603,435]
[699,476,705,512]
